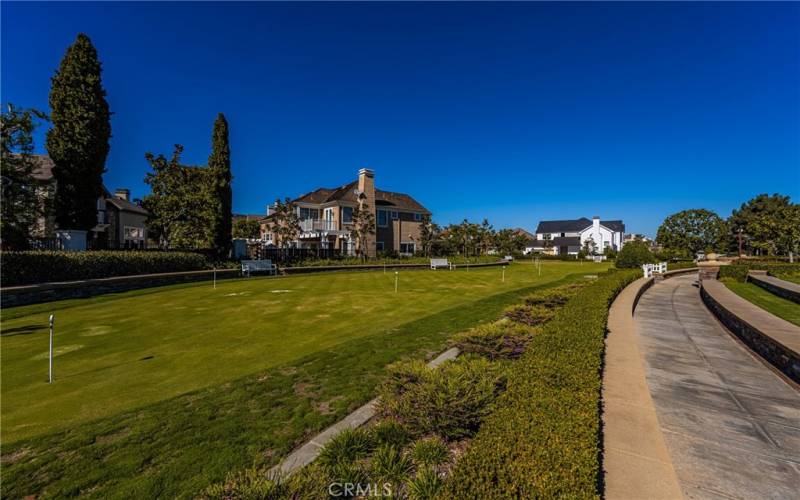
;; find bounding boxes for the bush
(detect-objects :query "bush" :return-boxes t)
[449,320,534,360]
[410,436,449,467]
[1,250,213,286]
[503,304,554,326]
[372,420,411,448]
[615,241,656,269]
[377,358,506,441]
[718,262,800,282]
[370,444,413,483]
[201,468,284,499]
[317,428,375,469]
[405,466,442,500]
[439,269,640,498]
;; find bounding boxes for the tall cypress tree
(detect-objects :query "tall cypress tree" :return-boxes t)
[46,33,111,230]
[207,113,233,256]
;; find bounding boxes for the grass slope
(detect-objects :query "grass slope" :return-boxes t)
[1,262,602,498]
[724,280,800,326]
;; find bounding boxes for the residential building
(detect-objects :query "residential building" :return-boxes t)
[260,168,430,257]
[28,154,149,249]
[525,217,625,256]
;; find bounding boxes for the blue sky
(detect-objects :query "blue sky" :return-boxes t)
[2,2,798,236]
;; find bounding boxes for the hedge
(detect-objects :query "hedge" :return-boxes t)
[718,263,800,282]
[439,269,640,499]
[1,251,213,287]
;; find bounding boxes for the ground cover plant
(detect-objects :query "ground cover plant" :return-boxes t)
[202,281,588,498]
[0,261,608,497]
[718,262,800,282]
[722,280,800,327]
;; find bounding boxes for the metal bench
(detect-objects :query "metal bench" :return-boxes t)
[241,259,277,277]
[430,258,453,270]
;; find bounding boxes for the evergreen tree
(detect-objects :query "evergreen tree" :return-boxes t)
[208,113,233,257]
[45,33,111,230]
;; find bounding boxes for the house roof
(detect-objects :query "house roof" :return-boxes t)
[292,180,430,213]
[535,218,625,234]
[101,187,148,215]
[513,228,535,240]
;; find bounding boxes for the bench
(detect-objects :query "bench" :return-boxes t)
[430,258,453,270]
[241,259,277,277]
[503,255,514,261]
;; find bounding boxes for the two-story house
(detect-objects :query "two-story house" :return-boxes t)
[524,217,625,256]
[260,168,430,257]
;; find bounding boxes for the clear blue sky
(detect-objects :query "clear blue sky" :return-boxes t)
[3,2,798,236]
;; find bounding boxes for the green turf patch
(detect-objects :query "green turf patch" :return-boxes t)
[723,280,800,326]
[0,272,588,498]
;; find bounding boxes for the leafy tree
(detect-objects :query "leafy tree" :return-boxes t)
[542,233,552,251]
[351,201,376,261]
[494,228,527,255]
[656,209,726,255]
[729,194,798,256]
[142,145,211,249]
[1,104,48,249]
[616,240,656,269]
[270,198,301,248]
[45,33,111,230]
[232,219,261,239]
[774,204,800,261]
[582,236,597,256]
[478,219,495,255]
[207,113,233,257]
[418,214,439,257]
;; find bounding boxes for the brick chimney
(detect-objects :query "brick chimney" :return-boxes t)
[115,188,130,201]
[357,168,376,258]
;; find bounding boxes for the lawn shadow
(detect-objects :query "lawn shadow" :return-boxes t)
[1,324,46,337]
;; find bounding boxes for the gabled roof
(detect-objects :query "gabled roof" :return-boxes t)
[292,181,429,213]
[535,218,625,234]
[101,187,148,215]
[375,189,429,213]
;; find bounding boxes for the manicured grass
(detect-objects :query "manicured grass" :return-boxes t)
[724,280,800,326]
[1,261,605,497]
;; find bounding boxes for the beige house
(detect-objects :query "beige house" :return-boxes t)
[28,155,149,249]
[260,169,430,257]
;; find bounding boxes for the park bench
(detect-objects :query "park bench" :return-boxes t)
[642,262,667,278]
[241,259,277,277]
[503,255,514,261]
[430,258,454,270]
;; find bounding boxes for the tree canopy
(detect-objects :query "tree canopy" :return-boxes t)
[729,194,799,256]
[45,33,111,231]
[207,113,233,257]
[656,209,727,255]
[232,219,261,240]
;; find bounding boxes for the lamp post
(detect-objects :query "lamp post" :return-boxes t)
[737,228,744,258]
[394,271,399,293]
[502,266,506,283]
[48,314,55,383]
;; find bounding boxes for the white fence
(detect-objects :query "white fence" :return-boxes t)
[642,262,668,278]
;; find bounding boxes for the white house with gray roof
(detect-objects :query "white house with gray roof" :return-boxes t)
[525,216,625,256]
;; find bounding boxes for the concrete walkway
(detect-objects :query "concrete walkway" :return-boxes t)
[635,273,800,499]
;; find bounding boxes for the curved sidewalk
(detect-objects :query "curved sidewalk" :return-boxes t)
[634,273,800,499]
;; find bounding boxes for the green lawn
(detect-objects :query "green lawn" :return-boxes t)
[724,280,800,326]
[1,261,606,498]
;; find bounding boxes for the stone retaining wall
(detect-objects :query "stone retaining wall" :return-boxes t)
[1,269,240,308]
[701,280,800,384]
[747,272,800,304]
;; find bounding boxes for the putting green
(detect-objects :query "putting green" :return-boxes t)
[1,260,607,443]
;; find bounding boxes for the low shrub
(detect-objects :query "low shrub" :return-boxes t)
[439,269,640,498]
[370,444,414,483]
[503,303,554,326]
[377,358,506,441]
[372,420,412,448]
[405,466,442,500]
[615,240,656,269]
[718,263,800,282]
[449,320,534,360]
[317,428,375,468]
[1,250,213,286]
[201,467,284,499]
[410,436,449,467]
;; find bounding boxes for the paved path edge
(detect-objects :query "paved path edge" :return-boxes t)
[602,276,684,500]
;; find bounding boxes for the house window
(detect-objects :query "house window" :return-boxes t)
[377,210,388,227]
[124,226,144,240]
[341,206,353,223]
[376,241,385,251]
[560,233,565,237]
[400,242,415,255]
[414,213,422,222]
[299,207,319,220]
[391,211,398,220]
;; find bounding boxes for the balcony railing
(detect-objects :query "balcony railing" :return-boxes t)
[300,219,340,232]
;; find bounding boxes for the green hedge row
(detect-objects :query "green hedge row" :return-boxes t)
[439,269,640,499]
[1,251,213,287]
[718,263,800,282]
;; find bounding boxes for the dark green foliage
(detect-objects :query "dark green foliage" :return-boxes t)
[370,444,413,483]
[656,208,727,254]
[208,113,233,257]
[317,428,375,468]
[1,104,48,249]
[0,250,210,286]
[377,358,506,441]
[406,466,442,500]
[232,218,261,239]
[372,420,411,448]
[440,270,640,498]
[729,194,800,256]
[449,320,534,360]
[616,240,657,268]
[45,33,111,231]
[410,436,448,467]
[718,263,800,283]
[201,468,284,499]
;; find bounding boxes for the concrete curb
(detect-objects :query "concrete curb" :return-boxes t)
[603,276,684,500]
[270,347,460,477]
[747,271,800,304]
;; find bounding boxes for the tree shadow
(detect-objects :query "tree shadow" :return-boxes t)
[1,324,46,337]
